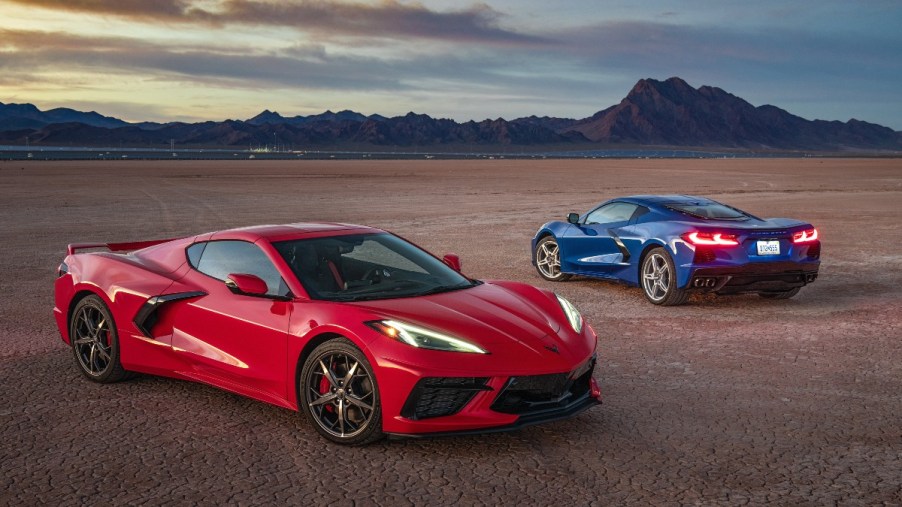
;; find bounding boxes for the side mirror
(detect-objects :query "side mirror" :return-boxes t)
[442,253,462,272]
[225,273,268,296]
[567,212,580,224]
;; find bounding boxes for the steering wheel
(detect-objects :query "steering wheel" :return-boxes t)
[362,268,387,284]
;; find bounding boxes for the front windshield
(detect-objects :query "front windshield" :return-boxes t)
[274,233,475,301]
[665,201,751,221]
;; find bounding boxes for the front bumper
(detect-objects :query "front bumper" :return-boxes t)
[377,353,601,436]
[688,261,819,295]
[388,389,600,438]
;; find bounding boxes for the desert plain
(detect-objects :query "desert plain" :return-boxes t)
[1,158,900,505]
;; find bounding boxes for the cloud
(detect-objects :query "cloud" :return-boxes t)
[0,29,405,90]
[8,0,548,46]
[0,28,553,99]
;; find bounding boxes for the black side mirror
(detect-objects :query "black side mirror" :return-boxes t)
[567,213,580,224]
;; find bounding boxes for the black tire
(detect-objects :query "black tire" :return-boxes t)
[641,247,689,306]
[758,287,801,299]
[69,294,130,383]
[300,338,383,445]
[534,236,571,281]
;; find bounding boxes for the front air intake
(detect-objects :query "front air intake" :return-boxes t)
[400,377,490,420]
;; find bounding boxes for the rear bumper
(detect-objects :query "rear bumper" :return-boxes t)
[688,261,819,294]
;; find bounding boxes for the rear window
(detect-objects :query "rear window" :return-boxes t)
[666,202,749,220]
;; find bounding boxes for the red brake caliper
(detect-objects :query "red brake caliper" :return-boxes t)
[319,365,334,413]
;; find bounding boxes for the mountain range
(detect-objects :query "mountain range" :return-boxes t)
[2,77,900,151]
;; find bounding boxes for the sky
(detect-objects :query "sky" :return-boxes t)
[1,0,900,129]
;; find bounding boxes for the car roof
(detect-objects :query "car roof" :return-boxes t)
[614,194,715,206]
[209,222,382,243]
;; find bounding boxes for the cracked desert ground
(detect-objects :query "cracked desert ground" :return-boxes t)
[1,158,900,504]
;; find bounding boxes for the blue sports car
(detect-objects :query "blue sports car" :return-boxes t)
[532,195,820,305]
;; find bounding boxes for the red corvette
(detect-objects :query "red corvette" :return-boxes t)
[54,223,600,444]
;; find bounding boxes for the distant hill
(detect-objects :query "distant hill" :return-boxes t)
[0,102,128,131]
[2,78,900,150]
[246,109,370,126]
[563,77,901,150]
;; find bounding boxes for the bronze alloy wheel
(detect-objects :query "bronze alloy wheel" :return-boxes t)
[69,295,130,382]
[301,338,383,445]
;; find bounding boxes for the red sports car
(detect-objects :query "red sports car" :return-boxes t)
[54,223,600,444]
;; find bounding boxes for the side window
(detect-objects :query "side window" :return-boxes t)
[186,242,206,268]
[630,206,650,223]
[194,240,286,296]
[584,203,638,225]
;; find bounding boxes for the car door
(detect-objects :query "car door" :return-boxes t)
[171,240,293,404]
[558,202,638,276]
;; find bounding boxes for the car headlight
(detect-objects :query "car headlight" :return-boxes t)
[556,294,583,333]
[367,320,488,354]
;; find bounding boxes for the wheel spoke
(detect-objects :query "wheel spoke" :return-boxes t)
[84,309,98,333]
[337,399,346,436]
[346,395,373,412]
[342,361,359,387]
[319,359,339,388]
[309,392,337,407]
[95,345,111,362]
[88,343,98,373]
[94,317,106,336]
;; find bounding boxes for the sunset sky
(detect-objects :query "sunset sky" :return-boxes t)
[1,0,900,128]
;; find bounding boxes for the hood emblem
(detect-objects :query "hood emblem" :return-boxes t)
[544,344,559,354]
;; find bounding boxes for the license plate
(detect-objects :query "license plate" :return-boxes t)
[756,240,780,255]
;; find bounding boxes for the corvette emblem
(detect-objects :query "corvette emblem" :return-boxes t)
[544,344,559,354]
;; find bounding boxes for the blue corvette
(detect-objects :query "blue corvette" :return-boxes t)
[532,195,821,305]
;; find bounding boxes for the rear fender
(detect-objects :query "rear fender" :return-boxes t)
[57,253,192,347]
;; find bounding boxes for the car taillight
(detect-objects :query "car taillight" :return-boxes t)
[682,232,739,246]
[792,228,818,243]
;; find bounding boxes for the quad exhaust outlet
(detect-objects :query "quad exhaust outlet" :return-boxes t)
[692,277,718,288]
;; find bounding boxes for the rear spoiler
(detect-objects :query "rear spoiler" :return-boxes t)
[67,238,178,255]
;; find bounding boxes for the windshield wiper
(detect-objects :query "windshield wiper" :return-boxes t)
[327,294,383,302]
[413,282,474,297]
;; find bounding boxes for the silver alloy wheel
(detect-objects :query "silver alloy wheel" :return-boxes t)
[72,304,113,376]
[536,240,563,278]
[642,253,671,302]
[305,351,376,439]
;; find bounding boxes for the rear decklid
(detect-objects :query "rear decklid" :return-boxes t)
[684,218,817,262]
[67,236,193,275]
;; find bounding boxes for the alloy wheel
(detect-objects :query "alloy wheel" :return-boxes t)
[536,240,562,278]
[305,351,377,439]
[72,304,113,376]
[642,253,671,302]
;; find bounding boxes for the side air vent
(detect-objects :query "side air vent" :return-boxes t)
[133,291,206,337]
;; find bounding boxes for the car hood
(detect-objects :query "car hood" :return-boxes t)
[349,281,592,372]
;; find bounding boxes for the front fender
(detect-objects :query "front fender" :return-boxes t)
[531,221,572,265]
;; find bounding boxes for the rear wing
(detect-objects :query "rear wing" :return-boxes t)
[67,238,178,255]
